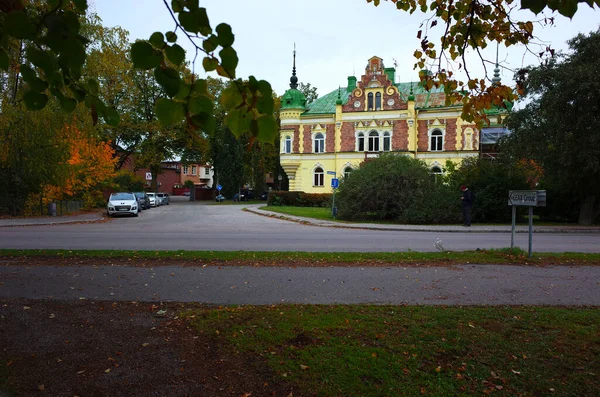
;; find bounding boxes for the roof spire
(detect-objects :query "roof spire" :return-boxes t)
[492,43,501,86]
[336,86,342,105]
[289,43,298,89]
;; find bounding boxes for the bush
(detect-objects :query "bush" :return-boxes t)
[296,193,332,207]
[113,170,145,192]
[400,183,462,224]
[336,154,436,221]
[268,191,303,206]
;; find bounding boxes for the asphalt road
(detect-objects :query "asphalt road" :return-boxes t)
[1,264,598,305]
[0,197,598,252]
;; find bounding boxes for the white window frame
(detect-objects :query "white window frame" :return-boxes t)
[313,166,324,187]
[191,165,197,175]
[383,131,391,151]
[313,132,325,153]
[183,165,189,175]
[343,166,354,179]
[428,128,445,151]
[204,167,210,176]
[368,130,380,152]
[356,132,365,152]
[284,135,292,154]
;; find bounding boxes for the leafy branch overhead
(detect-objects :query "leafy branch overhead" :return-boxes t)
[367,0,600,125]
[1,0,277,143]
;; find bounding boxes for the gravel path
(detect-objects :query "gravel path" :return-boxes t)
[1,264,598,305]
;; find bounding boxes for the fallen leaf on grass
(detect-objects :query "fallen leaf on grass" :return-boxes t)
[104,368,111,373]
[300,364,309,370]
[511,369,521,375]
[23,306,31,310]
[142,343,149,347]
[37,385,45,391]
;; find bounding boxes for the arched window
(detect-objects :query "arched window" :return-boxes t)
[368,130,380,152]
[430,130,443,151]
[375,92,381,110]
[314,133,324,153]
[368,93,373,110]
[284,135,292,154]
[431,166,443,174]
[314,167,324,187]
[343,167,353,179]
[383,132,391,151]
[357,132,365,151]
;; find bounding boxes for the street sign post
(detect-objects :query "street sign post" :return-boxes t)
[331,178,339,188]
[328,173,338,219]
[145,172,152,181]
[508,190,547,257]
[326,171,336,175]
[217,184,222,191]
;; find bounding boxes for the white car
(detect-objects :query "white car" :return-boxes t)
[107,192,139,217]
[146,192,159,207]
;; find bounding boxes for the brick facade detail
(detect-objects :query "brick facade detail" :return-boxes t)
[325,124,335,152]
[303,125,312,153]
[340,123,355,152]
[417,120,429,151]
[392,120,409,151]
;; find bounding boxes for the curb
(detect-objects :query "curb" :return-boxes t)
[244,208,600,234]
[0,217,106,228]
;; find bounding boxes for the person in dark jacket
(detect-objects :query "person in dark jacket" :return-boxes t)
[460,185,475,226]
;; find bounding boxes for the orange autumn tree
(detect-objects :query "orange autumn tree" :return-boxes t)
[45,124,117,208]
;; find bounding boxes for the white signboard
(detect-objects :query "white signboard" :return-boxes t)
[145,172,152,180]
[508,190,537,206]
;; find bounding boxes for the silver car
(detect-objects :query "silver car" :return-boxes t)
[156,192,170,205]
[146,193,159,207]
[107,192,139,217]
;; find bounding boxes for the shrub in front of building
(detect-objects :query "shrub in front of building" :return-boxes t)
[268,191,332,207]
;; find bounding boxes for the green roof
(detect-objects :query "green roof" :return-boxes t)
[302,82,448,115]
[281,88,307,110]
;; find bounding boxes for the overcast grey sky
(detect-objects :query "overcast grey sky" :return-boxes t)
[92,0,599,97]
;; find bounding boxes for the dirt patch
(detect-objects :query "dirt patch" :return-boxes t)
[0,298,294,397]
[0,255,595,269]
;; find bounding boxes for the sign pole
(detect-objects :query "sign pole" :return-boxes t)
[528,206,533,258]
[332,188,336,219]
[510,206,516,249]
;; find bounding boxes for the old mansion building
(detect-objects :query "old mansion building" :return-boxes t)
[279,55,483,193]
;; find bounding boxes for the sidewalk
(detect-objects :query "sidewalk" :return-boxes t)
[0,212,105,227]
[245,205,600,234]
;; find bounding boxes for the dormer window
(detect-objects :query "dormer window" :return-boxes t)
[368,93,373,111]
[375,92,381,110]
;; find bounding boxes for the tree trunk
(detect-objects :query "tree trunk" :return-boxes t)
[578,195,599,225]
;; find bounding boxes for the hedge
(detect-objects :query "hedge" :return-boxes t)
[268,191,332,207]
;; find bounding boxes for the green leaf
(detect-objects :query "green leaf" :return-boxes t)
[27,48,56,77]
[219,47,238,78]
[557,0,578,17]
[28,77,48,92]
[71,87,86,102]
[179,8,211,35]
[165,44,185,66]
[193,79,208,95]
[0,49,9,71]
[155,98,185,126]
[102,106,121,126]
[221,83,244,109]
[185,0,199,10]
[195,8,212,36]
[215,23,235,47]
[59,96,77,113]
[203,35,219,53]
[4,11,36,40]
[166,31,177,42]
[149,32,165,48]
[520,0,548,14]
[189,94,213,114]
[131,41,162,69]
[174,83,192,100]
[19,64,36,82]
[171,0,183,12]
[256,114,278,142]
[225,108,252,137]
[72,0,88,12]
[191,112,216,134]
[202,56,218,72]
[154,66,181,97]
[23,90,48,110]
[88,78,99,95]
[256,80,274,114]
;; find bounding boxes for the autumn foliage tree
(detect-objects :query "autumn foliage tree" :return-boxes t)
[44,123,116,208]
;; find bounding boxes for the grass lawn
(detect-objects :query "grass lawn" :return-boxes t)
[185,305,599,396]
[260,206,581,227]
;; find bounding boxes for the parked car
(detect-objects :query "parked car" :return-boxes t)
[259,192,269,201]
[133,192,150,210]
[146,192,159,207]
[215,194,225,202]
[183,191,190,197]
[157,193,170,205]
[232,193,245,202]
[107,192,139,217]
